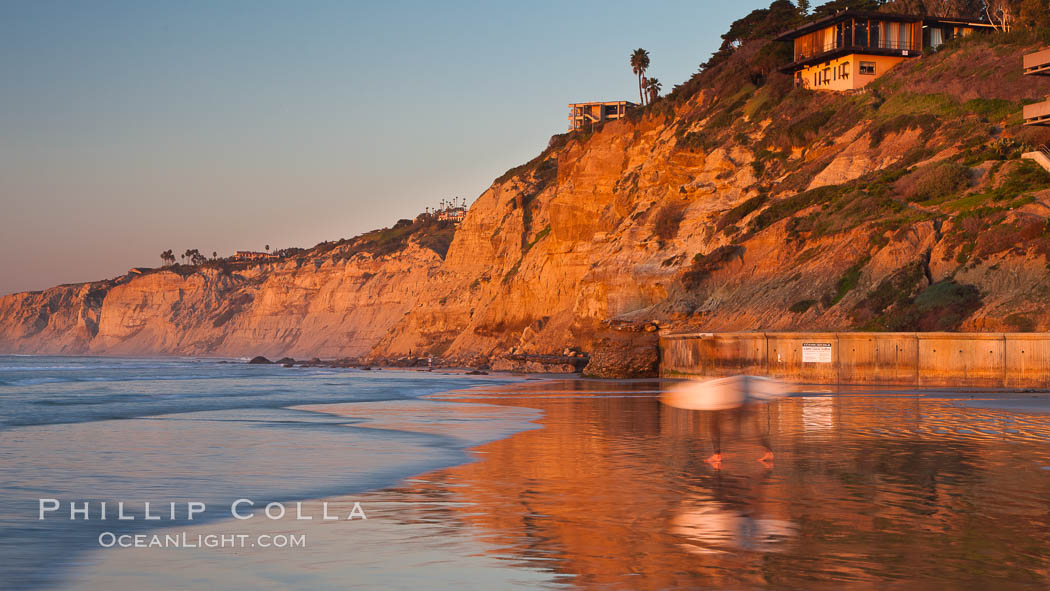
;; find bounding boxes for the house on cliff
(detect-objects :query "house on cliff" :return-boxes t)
[1024,47,1050,127]
[233,250,278,261]
[567,101,635,131]
[436,206,466,223]
[775,10,994,91]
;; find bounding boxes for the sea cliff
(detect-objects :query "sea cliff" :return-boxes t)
[4,33,1050,375]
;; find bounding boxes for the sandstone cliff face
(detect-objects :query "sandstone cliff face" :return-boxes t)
[88,243,440,358]
[3,37,1050,363]
[0,281,108,354]
[0,243,441,358]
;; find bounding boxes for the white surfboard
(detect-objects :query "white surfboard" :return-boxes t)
[662,375,788,411]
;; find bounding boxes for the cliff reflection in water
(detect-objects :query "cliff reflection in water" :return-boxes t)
[413,381,1050,589]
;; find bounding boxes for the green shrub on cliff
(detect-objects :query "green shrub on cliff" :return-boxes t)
[876,93,960,120]
[891,280,983,331]
[784,110,833,146]
[652,202,687,241]
[869,114,941,148]
[789,299,816,313]
[963,98,1017,122]
[320,215,459,262]
[1005,313,1036,332]
[851,261,926,326]
[683,245,745,288]
[851,261,982,331]
[823,256,870,308]
[717,194,768,232]
[897,161,972,203]
[418,224,457,259]
[747,185,840,234]
[937,160,1050,218]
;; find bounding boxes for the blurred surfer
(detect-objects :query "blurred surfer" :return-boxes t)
[662,375,787,468]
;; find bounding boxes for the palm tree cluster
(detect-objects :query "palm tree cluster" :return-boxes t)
[159,248,211,266]
[182,249,207,266]
[645,77,662,104]
[630,48,663,106]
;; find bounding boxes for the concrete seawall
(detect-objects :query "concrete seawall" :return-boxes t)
[660,332,1050,388]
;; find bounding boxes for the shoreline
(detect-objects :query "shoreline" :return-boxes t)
[29,377,1050,589]
[0,359,533,590]
[62,384,551,590]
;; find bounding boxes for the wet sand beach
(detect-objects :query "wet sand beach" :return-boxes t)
[72,379,1050,590]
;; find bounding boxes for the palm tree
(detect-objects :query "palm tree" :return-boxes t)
[630,48,650,105]
[645,77,662,104]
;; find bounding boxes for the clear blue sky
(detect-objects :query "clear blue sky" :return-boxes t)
[0,0,771,295]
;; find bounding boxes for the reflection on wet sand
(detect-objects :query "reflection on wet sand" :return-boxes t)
[425,381,1050,589]
[672,489,797,555]
[78,381,1050,590]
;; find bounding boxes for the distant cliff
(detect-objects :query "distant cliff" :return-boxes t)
[4,32,1050,374]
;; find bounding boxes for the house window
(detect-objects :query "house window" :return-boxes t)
[929,27,944,49]
[859,61,876,75]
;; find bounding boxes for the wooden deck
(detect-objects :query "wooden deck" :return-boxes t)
[1024,47,1050,76]
[1024,98,1050,126]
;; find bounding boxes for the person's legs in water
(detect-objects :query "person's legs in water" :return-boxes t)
[705,410,723,469]
[752,403,774,467]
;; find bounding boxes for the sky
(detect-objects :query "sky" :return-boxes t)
[0,0,772,295]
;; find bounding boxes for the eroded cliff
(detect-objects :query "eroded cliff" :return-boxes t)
[4,33,1050,373]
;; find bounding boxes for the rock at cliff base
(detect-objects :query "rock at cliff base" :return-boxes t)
[582,330,660,379]
[276,357,296,365]
[248,356,273,365]
[491,353,586,374]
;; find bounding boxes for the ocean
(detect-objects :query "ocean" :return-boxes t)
[0,356,533,590]
[8,356,1050,589]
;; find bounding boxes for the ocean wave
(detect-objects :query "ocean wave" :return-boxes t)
[2,377,71,386]
[1,375,194,387]
[0,363,214,371]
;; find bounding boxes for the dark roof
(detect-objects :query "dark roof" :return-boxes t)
[774,10,918,41]
[773,10,991,42]
[567,100,638,106]
[778,46,922,72]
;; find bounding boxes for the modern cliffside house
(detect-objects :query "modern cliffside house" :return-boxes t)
[568,101,636,131]
[1023,47,1050,126]
[775,10,994,91]
[436,206,466,223]
[233,251,278,261]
